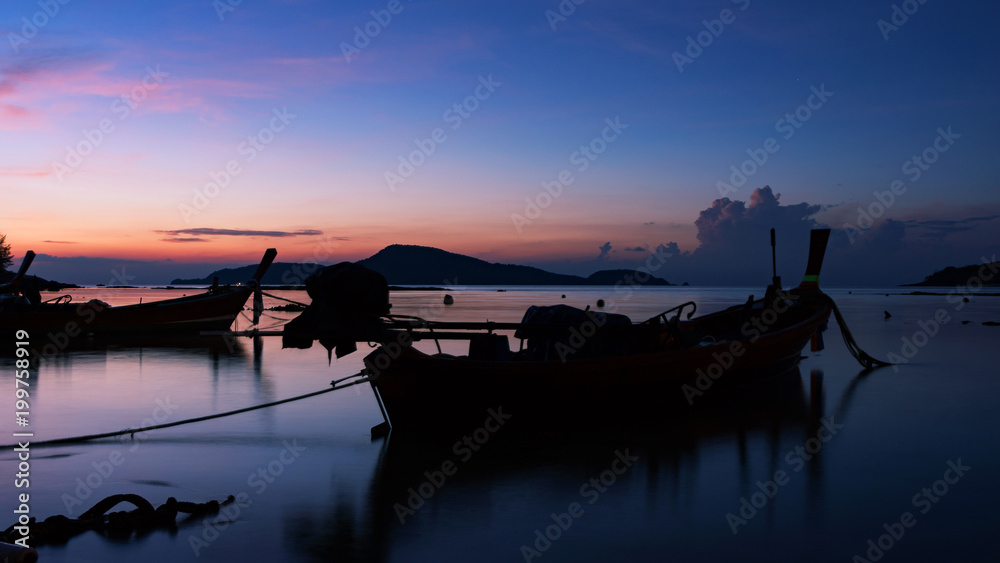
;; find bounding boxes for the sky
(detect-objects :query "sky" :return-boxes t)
[1,0,998,286]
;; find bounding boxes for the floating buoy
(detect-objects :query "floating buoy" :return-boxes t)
[561,294,566,299]
[443,294,454,305]
[963,297,970,303]
[884,310,891,320]
[596,299,605,308]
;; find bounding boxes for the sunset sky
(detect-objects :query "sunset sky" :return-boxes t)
[2,0,998,285]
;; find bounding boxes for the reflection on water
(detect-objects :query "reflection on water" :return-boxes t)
[2,287,999,562]
[297,366,817,562]
[291,364,920,563]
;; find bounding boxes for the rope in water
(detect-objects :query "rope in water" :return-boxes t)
[826,296,894,369]
[2,493,237,547]
[0,372,369,449]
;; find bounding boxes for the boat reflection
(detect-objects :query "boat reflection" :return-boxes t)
[21,334,251,361]
[287,366,852,561]
[22,334,286,438]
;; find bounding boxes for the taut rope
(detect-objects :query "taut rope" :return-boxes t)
[0,372,369,448]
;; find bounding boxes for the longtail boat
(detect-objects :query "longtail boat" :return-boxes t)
[0,249,276,341]
[282,229,887,432]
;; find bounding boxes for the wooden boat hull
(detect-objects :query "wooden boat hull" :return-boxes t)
[368,291,832,431]
[1,286,253,340]
[2,248,276,348]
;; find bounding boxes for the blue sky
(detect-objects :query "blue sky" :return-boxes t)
[1,0,998,285]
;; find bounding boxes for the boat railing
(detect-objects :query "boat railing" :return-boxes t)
[640,300,697,326]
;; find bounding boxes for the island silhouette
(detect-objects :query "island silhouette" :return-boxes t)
[169,245,674,286]
[167,245,1000,288]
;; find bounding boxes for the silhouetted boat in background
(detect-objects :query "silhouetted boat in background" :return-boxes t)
[0,249,276,341]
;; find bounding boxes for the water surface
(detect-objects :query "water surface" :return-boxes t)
[2,286,998,562]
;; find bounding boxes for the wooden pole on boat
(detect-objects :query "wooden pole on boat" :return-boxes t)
[2,250,35,293]
[251,248,277,325]
[371,385,392,439]
[799,229,831,289]
[770,228,781,289]
[251,248,278,282]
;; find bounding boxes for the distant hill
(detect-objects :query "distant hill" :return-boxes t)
[359,245,672,286]
[0,269,80,290]
[582,269,672,286]
[357,245,584,285]
[171,245,672,286]
[904,260,1000,287]
[170,262,322,285]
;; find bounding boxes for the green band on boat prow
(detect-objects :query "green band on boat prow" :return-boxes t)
[802,275,819,283]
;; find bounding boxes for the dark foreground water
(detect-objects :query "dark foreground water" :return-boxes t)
[2,286,999,562]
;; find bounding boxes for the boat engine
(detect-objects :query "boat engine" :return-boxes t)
[282,262,390,358]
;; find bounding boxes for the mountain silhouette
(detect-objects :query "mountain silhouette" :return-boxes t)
[170,262,322,286]
[903,260,1000,287]
[170,245,671,286]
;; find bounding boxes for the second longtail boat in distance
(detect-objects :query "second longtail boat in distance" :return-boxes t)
[0,249,277,341]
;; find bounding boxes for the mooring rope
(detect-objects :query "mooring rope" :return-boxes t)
[257,310,289,321]
[385,313,442,353]
[0,372,369,448]
[260,290,310,308]
[2,493,237,547]
[826,296,894,369]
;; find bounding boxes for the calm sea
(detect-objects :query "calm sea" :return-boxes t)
[2,286,998,562]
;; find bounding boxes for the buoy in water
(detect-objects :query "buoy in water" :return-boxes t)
[443,294,454,305]
[596,299,605,308]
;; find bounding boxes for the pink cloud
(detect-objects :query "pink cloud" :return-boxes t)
[0,27,500,130]
[0,166,51,178]
[0,104,30,118]
[0,51,279,126]
[0,103,45,130]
